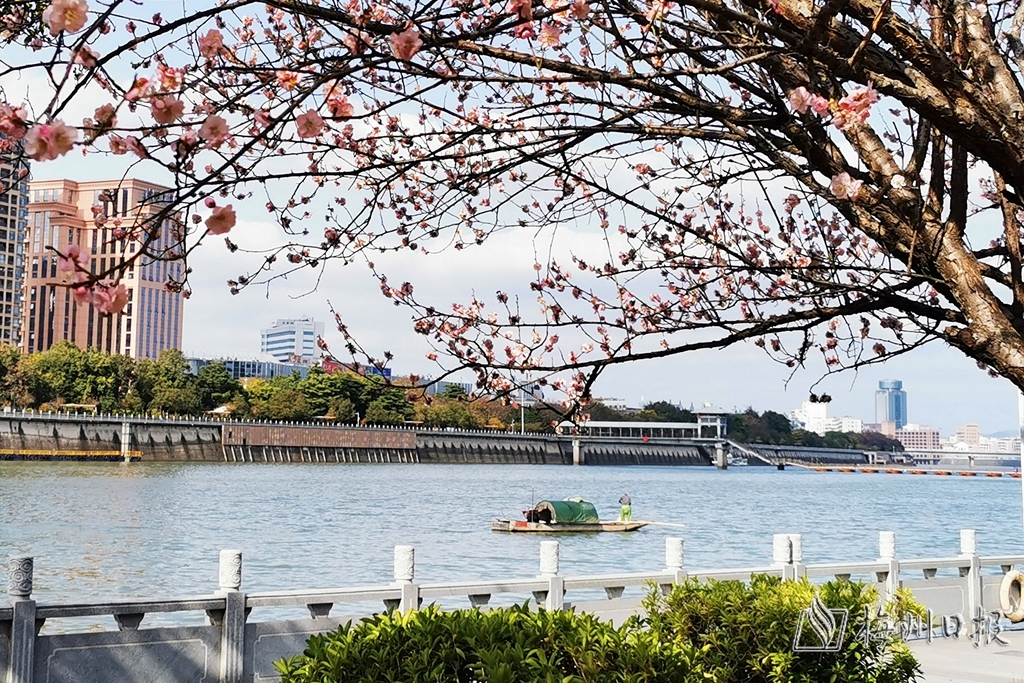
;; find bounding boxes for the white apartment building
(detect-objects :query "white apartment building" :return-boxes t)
[259,317,323,364]
[789,401,863,435]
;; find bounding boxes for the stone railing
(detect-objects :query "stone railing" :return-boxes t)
[2,530,1021,683]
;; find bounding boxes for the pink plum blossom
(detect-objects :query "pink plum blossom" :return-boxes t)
[0,103,29,140]
[789,86,829,116]
[390,25,423,61]
[157,64,184,91]
[295,110,325,138]
[830,172,863,201]
[73,46,99,67]
[124,135,146,158]
[108,135,128,155]
[276,70,301,91]
[93,283,128,315]
[43,0,89,35]
[198,29,225,59]
[24,120,77,161]
[538,22,561,47]
[570,0,590,19]
[644,0,674,23]
[509,0,533,21]
[150,96,184,125]
[124,77,152,102]
[833,83,878,130]
[205,204,237,235]
[57,243,89,274]
[788,87,813,114]
[71,282,92,306]
[343,30,371,55]
[199,115,229,147]
[253,109,271,128]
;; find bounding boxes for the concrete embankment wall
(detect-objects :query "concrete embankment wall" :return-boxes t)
[0,414,719,466]
[0,414,223,461]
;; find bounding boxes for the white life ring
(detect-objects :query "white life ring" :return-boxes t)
[999,570,1024,623]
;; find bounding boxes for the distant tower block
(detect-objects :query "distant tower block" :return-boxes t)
[875,380,907,430]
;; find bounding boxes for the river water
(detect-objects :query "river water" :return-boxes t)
[3,461,1023,610]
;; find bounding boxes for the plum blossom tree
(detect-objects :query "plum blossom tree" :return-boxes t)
[3,0,1024,411]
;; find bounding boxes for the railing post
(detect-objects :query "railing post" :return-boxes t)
[665,536,686,590]
[6,556,36,683]
[788,533,805,578]
[216,550,245,683]
[772,533,794,580]
[120,421,131,462]
[394,546,419,614]
[538,541,563,610]
[960,529,982,621]
[877,531,899,602]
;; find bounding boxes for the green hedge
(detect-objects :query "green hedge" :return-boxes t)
[642,575,920,683]
[276,576,921,683]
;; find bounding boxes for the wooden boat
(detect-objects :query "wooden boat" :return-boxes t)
[493,498,649,533]
[492,519,649,533]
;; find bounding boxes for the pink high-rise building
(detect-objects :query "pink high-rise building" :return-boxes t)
[20,178,183,358]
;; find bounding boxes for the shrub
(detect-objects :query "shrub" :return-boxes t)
[277,578,921,683]
[640,575,920,683]
[276,603,700,683]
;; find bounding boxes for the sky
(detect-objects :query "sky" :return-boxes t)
[13,54,1021,439]
[21,149,1020,437]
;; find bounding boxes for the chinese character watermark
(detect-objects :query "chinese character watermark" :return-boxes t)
[794,602,1010,653]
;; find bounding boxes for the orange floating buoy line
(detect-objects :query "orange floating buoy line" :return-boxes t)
[958,471,977,477]
[861,468,879,473]
[985,472,1003,477]
[909,470,926,475]
[1012,473,1022,479]
[837,467,856,473]
[884,469,903,474]
[813,467,832,472]
[935,471,952,476]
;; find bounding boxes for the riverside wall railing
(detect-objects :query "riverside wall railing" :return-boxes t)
[0,410,877,466]
[2,529,1021,683]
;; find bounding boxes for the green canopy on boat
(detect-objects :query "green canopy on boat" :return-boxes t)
[534,499,600,524]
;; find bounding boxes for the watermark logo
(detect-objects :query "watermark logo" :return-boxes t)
[793,596,849,653]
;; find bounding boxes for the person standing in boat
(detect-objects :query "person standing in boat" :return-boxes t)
[619,493,632,521]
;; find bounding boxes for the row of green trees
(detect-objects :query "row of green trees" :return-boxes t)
[0,342,420,423]
[0,343,906,446]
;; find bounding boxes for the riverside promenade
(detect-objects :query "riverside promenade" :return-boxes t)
[911,632,1024,682]
[2,529,1022,683]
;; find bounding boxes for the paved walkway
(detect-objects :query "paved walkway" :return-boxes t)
[912,629,1024,682]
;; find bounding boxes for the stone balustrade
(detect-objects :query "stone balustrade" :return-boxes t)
[2,530,1020,683]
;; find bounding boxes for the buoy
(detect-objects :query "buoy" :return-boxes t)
[985,472,1003,478]
[958,471,976,477]
[861,468,879,473]
[885,469,902,474]
[909,470,926,475]
[935,471,951,476]
[1001,571,1024,623]
[1012,473,1022,479]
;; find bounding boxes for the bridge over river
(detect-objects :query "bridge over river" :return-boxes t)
[0,411,869,467]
